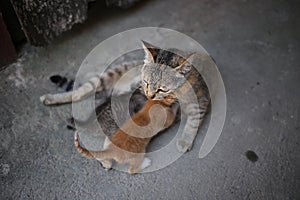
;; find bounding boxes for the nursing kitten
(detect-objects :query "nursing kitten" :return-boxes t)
[74,100,178,174]
[41,41,212,152]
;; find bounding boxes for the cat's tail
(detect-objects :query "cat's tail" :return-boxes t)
[74,131,112,160]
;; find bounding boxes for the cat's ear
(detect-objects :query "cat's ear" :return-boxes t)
[175,57,192,75]
[141,40,158,64]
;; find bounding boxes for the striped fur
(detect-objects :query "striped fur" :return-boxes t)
[41,41,212,154]
[40,61,142,105]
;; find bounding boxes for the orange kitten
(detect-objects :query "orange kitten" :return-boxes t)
[74,100,178,174]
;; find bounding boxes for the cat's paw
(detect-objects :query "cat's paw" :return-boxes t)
[140,157,151,170]
[176,138,193,153]
[101,160,112,170]
[40,94,54,105]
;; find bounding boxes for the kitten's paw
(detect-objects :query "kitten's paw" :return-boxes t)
[128,168,137,175]
[140,157,151,170]
[176,139,193,153]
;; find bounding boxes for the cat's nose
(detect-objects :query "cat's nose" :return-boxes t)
[148,93,155,99]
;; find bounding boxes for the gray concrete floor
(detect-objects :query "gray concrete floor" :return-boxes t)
[1,0,299,199]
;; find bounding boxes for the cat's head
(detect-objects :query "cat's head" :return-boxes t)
[141,41,193,104]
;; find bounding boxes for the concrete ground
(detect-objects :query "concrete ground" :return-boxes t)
[0,0,299,199]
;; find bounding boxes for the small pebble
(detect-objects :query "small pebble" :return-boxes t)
[245,150,258,162]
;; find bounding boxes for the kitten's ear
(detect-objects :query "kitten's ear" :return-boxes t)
[141,40,158,64]
[175,57,192,75]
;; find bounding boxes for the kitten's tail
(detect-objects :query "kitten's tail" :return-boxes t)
[74,131,111,160]
[74,131,95,159]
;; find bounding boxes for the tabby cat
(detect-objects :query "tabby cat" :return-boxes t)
[40,41,210,152]
[75,100,178,174]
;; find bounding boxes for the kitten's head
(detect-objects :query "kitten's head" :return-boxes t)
[141,41,193,105]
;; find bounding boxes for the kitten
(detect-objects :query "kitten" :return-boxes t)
[41,41,213,152]
[74,100,178,174]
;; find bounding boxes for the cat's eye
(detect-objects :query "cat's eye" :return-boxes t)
[157,88,170,93]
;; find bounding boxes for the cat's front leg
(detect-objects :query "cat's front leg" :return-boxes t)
[100,137,113,170]
[40,77,99,105]
[101,160,113,170]
[176,100,208,152]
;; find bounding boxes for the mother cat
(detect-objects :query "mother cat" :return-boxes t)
[40,41,211,152]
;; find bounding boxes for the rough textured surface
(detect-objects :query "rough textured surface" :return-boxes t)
[9,0,142,46]
[0,0,299,199]
[10,0,88,46]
